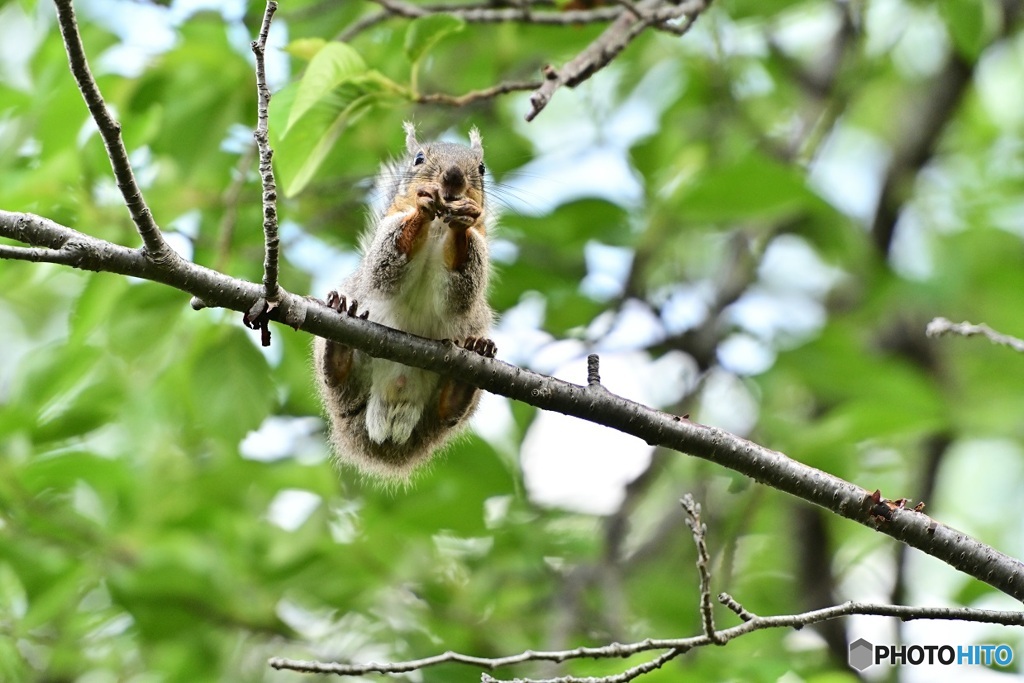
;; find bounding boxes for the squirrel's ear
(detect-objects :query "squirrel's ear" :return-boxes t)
[403,121,419,153]
[469,127,483,154]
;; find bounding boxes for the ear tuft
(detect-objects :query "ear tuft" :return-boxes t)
[403,121,419,153]
[469,127,483,154]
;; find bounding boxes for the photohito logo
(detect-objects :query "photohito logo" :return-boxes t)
[849,638,1014,671]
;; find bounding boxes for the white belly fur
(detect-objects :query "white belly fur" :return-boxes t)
[363,218,455,444]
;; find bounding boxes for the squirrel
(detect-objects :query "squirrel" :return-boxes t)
[313,122,496,482]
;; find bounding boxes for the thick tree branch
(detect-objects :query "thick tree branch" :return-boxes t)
[2,208,1023,603]
[0,212,260,306]
[269,601,1024,677]
[52,0,177,265]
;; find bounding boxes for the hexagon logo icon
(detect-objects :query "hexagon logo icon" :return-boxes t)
[849,638,874,671]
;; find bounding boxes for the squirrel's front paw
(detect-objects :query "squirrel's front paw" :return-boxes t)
[441,198,482,229]
[326,291,370,320]
[455,336,497,358]
[415,184,443,218]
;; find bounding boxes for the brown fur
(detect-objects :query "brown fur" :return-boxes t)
[314,123,495,483]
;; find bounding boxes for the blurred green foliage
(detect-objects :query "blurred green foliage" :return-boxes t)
[2,0,1024,681]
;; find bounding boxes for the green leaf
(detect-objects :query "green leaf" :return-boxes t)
[14,342,103,410]
[187,327,275,444]
[106,282,187,361]
[284,37,328,61]
[23,565,89,631]
[0,563,27,623]
[0,636,27,683]
[33,379,125,444]
[403,14,466,64]
[272,73,404,196]
[275,90,371,197]
[68,273,129,345]
[23,451,129,498]
[954,574,998,605]
[287,42,368,134]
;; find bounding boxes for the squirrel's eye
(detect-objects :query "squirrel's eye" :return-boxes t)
[478,162,485,175]
[413,151,425,166]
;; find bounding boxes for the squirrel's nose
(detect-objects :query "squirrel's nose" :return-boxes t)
[441,166,466,199]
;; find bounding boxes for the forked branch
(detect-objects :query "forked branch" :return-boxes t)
[526,0,708,121]
[269,496,1024,680]
[340,0,711,119]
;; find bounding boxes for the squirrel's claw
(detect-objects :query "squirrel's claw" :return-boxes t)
[326,291,370,319]
[455,336,497,358]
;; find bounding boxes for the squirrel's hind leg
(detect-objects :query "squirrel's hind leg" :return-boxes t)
[434,336,497,427]
[315,292,371,413]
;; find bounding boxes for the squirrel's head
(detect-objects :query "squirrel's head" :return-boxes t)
[402,122,485,205]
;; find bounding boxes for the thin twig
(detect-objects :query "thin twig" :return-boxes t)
[615,0,644,20]
[927,317,1024,354]
[681,495,721,643]
[369,0,624,25]
[526,0,708,122]
[340,0,699,42]
[0,244,74,263]
[52,0,176,264]
[337,9,391,41]
[481,648,685,683]
[718,593,756,622]
[415,79,542,106]
[252,0,281,306]
[587,354,601,386]
[268,602,1024,677]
